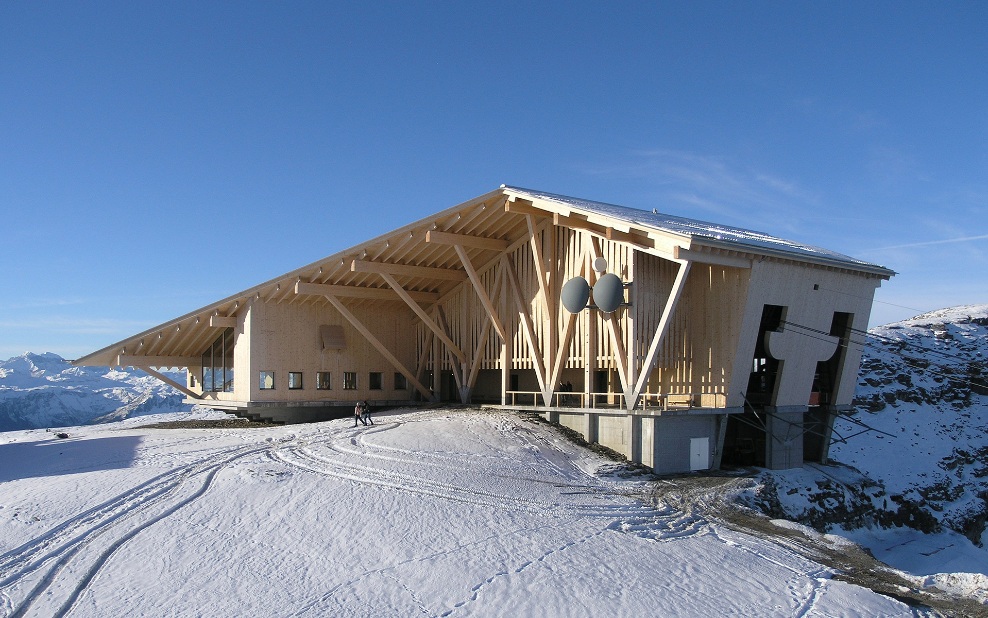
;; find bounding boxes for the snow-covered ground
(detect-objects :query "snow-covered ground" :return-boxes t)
[1,407,917,617]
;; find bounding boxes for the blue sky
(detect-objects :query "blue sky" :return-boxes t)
[1,1,985,360]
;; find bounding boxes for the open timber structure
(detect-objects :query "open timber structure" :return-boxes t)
[74,186,894,473]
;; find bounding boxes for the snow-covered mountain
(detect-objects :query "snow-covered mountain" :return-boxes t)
[0,352,192,431]
[743,305,988,551]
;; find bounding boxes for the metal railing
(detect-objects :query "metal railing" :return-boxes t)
[504,391,727,411]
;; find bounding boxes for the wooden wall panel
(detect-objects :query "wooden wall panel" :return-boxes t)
[249,299,418,402]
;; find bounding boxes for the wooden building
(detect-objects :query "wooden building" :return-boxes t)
[74,186,894,473]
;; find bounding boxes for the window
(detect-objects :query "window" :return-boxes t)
[201,327,235,392]
[259,371,275,390]
[288,372,303,390]
[394,372,407,390]
[316,372,332,390]
[343,371,357,390]
[369,372,383,390]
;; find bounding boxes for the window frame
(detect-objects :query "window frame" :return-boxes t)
[259,371,276,390]
[368,371,383,390]
[394,372,408,390]
[316,372,332,390]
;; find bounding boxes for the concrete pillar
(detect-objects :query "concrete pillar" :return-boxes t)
[764,406,806,470]
[629,414,643,464]
[712,413,730,470]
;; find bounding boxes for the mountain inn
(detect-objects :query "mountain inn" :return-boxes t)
[75,186,894,473]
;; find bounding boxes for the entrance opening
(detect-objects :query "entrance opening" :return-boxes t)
[804,312,853,461]
[440,371,458,402]
[723,304,785,467]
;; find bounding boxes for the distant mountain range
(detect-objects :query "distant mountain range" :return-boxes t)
[0,352,192,431]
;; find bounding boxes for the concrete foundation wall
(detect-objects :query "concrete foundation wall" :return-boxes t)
[597,415,632,459]
[652,415,717,475]
[550,409,722,475]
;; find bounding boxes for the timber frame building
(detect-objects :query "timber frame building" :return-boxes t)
[75,186,894,473]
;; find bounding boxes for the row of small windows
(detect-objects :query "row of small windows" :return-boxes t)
[258,371,408,391]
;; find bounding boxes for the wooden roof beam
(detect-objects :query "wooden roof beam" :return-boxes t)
[504,199,552,218]
[378,272,467,363]
[554,213,654,249]
[117,355,200,368]
[295,281,439,303]
[673,246,752,269]
[143,367,202,400]
[209,315,237,328]
[452,245,506,340]
[425,230,509,252]
[321,294,434,401]
[168,317,209,354]
[351,259,467,282]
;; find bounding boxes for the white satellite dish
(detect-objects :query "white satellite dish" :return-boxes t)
[592,257,608,273]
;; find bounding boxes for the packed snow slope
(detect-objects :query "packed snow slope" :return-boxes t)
[0,353,191,431]
[0,408,915,617]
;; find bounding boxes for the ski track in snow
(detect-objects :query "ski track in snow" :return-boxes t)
[0,408,912,616]
[271,417,713,542]
[439,527,610,617]
[276,413,724,617]
[0,442,273,618]
[706,526,832,618]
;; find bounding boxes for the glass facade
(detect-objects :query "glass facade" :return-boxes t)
[201,328,235,392]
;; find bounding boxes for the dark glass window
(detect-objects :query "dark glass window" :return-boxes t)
[316,372,332,390]
[288,372,303,390]
[394,372,407,390]
[369,372,383,390]
[343,372,357,390]
[201,328,235,392]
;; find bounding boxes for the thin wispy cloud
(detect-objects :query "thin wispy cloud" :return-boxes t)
[0,317,151,335]
[587,149,822,233]
[0,298,86,311]
[863,234,988,253]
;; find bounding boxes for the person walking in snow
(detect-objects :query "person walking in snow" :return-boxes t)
[354,401,365,427]
[360,400,373,426]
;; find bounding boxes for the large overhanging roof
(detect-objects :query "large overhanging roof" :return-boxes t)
[505,186,893,275]
[74,185,894,368]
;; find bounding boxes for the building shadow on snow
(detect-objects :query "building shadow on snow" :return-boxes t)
[0,435,142,482]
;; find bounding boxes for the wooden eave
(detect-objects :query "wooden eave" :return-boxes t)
[74,188,525,368]
[501,187,895,279]
[73,185,892,369]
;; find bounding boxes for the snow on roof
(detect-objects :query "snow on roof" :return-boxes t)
[504,186,893,275]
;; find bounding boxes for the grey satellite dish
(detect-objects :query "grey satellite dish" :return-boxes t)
[561,276,591,313]
[592,273,624,313]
